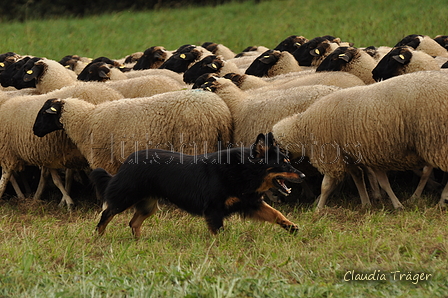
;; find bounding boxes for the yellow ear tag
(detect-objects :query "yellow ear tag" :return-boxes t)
[211,63,217,69]
[315,49,320,55]
[26,70,33,74]
[65,65,71,68]
[0,63,4,67]
[50,107,57,112]
[263,55,270,58]
[399,54,405,59]
[180,54,186,59]
[205,87,212,91]
[338,54,346,57]
[119,65,125,68]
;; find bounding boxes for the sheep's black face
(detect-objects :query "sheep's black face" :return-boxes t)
[245,50,280,77]
[316,47,354,72]
[183,55,223,84]
[33,99,64,137]
[274,35,308,53]
[372,46,412,82]
[394,34,422,49]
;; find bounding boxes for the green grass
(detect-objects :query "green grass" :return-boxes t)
[1,194,448,297]
[1,0,448,296]
[1,0,447,61]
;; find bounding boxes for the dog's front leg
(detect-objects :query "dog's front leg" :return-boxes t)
[204,211,225,234]
[249,201,298,234]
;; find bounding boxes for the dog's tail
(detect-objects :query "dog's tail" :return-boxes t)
[89,168,113,203]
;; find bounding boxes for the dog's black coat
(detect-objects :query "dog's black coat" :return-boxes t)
[91,133,304,237]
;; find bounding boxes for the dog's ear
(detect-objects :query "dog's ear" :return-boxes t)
[252,133,275,158]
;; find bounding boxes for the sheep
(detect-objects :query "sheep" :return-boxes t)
[221,70,365,91]
[132,46,170,70]
[76,61,128,82]
[272,70,448,210]
[0,95,88,207]
[245,49,302,77]
[0,81,124,207]
[229,46,271,70]
[372,46,440,82]
[201,42,236,60]
[183,55,242,84]
[1,56,41,90]
[274,35,309,53]
[159,44,213,73]
[33,89,233,175]
[362,46,392,62]
[434,35,448,51]
[292,36,340,67]
[124,68,185,85]
[22,58,77,93]
[316,46,378,84]
[58,55,91,75]
[105,74,187,98]
[395,34,448,58]
[199,76,340,146]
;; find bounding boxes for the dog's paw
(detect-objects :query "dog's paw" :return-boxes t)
[280,222,299,234]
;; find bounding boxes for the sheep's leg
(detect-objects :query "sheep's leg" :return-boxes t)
[10,174,25,200]
[316,174,339,210]
[438,181,448,208]
[348,167,371,208]
[49,169,74,209]
[0,168,13,199]
[364,166,382,204]
[410,165,433,200]
[34,167,49,201]
[372,169,404,210]
[65,169,74,195]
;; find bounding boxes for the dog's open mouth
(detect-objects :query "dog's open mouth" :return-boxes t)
[273,178,292,196]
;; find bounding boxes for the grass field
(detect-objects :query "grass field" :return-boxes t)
[1,0,447,60]
[1,0,448,297]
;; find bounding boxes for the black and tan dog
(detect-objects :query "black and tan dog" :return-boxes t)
[90,132,305,238]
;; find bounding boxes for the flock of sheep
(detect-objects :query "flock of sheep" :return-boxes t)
[1,33,448,212]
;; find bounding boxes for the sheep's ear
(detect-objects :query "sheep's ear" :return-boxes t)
[392,51,412,64]
[23,64,43,82]
[45,100,62,114]
[310,48,321,57]
[338,52,352,62]
[259,54,277,64]
[206,62,220,70]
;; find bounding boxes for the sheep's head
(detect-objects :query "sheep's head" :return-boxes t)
[274,35,308,53]
[183,55,224,84]
[133,46,167,70]
[394,34,423,49]
[33,98,64,137]
[372,46,413,82]
[316,46,358,72]
[23,59,46,83]
[223,72,244,87]
[77,62,111,82]
[245,50,281,77]
[293,36,338,66]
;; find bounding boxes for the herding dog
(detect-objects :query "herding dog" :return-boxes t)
[90,132,305,238]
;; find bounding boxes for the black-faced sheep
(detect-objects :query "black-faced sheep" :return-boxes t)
[199,76,339,146]
[132,46,170,70]
[372,46,440,82]
[274,35,309,53]
[245,49,301,77]
[222,70,365,91]
[158,45,212,73]
[316,46,377,84]
[395,34,448,58]
[33,89,233,175]
[292,36,340,67]
[201,42,236,60]
[183,55,241,84]
[272,70,448,210]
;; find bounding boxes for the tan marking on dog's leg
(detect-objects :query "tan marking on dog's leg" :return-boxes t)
[248,201,298,233]
[97,214,115,236]
[224,196,240,208]
[129,199,159,238]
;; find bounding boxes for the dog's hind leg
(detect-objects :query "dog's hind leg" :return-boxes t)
[129,198,159,238]
[96,208,117,236]
[248,201,298,234]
